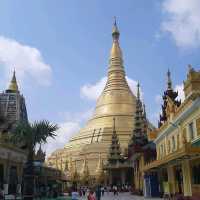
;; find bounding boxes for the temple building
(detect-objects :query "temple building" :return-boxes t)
[33,146,67,195]
[0,70,28,132]
[47,20,150,179]
[0,71,27,195]
[143,67,200,199]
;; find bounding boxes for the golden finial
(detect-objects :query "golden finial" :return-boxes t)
[8,69,19,92]
[110,17,122,59]
[112,16,120,40]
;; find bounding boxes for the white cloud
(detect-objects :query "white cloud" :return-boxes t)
[0,36,52,87]
[58,108,93,124]
[80,76,143,100]
[161,0,200,48]
[43,121,80,156]
[149,95,162,126]
[80,77,107,100]
[44,109,93,156]
[155,94,162,105]
[175,84,185,101]
[126,77,144,99]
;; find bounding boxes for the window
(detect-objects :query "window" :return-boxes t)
[177,134,180,149]
[192,164,200,184]
[168,140,171,153]
[160,144,165,157]
[189,122,195,140]
[172,136,176,151]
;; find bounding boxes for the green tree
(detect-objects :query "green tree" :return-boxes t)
[11,120,58,200]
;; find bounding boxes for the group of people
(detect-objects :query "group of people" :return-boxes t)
[71,185,108,200]
[70,184,132,200]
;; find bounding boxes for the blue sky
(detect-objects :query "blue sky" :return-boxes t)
[0,0,200,155]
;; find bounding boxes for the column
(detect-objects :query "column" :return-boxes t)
[109,171,112,185]
[167,165,176,195]
[4,153,11,195]
[121,170,125,185]
[182,160,192,197]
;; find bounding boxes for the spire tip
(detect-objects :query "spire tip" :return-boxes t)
[167,69,172,90]
[137,82,140,100]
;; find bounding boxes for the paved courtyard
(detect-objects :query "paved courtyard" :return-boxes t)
[80,192,162,200]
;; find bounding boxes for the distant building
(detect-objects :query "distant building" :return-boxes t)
[0,71,28,132]
[33,146,67,196]
[0,71,27,195]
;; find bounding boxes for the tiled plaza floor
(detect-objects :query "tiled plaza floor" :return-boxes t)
[79,192,162,200]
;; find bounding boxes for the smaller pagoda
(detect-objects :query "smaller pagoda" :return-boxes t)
[128,83,156,194]
[34,145,46,163]
[104,118,132,186]
[128,82,148,157]
[80,157,90,185]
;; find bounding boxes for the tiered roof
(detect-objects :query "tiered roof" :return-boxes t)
[107,118,123,164]
[158,70,181,127]
[128,83,148,155]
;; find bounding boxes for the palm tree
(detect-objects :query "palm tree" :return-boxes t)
[10,120,58,200]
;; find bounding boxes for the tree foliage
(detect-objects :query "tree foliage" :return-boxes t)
[10,120,58,150]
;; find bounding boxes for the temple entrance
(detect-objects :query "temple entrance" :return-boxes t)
[112,170,121,186]
[8,166,18,194]
[175,165,183,194]
[126,168,133,186]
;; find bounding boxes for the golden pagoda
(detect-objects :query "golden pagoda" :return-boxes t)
[47,20,137,177]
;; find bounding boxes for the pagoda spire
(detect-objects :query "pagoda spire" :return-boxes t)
[96,153,103,173]
[110,17,123,65]
[143,103,146,119]
[158,70,181,127]
[129,84,146,147]
[104,18,131,93]
[167,69,172,90]
[112,16,120,41]
[137,82,140,100]
[8,70,19,92]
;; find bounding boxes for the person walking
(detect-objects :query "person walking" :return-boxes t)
[95,185,101,200]
[113,185,118,196]
[101,186,104,196]
[88,190,96,200]
[0,184,4,200]
[71,187,79,200]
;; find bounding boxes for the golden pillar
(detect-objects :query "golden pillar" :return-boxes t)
[167,165,176,194]
[182,160,192,197]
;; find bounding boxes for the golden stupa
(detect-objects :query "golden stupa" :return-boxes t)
[47,20,137,177]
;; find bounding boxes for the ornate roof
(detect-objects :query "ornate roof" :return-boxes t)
[158,70,181,127]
